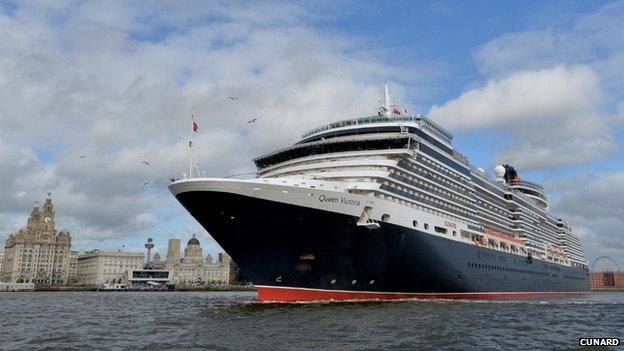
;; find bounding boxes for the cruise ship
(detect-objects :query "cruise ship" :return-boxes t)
[169,84,589,302]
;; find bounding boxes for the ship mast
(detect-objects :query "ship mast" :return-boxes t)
[188,114,201,179]
[383,81,391,117]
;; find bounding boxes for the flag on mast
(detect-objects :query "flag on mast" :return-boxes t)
[192,120,199,133]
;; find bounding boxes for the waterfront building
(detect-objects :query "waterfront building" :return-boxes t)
[0,251,4,280]
[165,235,231,285]
[2,197,71,284]
[166,239,181,263]
[152,253,165,269]
[127,269,173,289]
[76,250,144,286]
[68,250,79,282]
[589,272,624,290]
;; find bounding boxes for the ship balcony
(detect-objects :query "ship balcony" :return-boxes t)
[508,180,548,208]
[508,180,544,192]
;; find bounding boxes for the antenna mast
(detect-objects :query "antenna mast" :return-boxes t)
[384,81,391,117]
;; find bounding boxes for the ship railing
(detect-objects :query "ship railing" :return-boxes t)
[508,180,544,192]
[301,116,422,138]
[300,115,453,144]
[224,172,258,179]
[452,150,469,166]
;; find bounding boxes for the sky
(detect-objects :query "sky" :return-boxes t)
[0,0,623,270]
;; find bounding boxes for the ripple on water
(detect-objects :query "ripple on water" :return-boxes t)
[0,291,623,350]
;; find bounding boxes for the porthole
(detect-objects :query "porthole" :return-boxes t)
[369,280,375,285]
[413,220,418,228]
[424,223,429,230]
[351,280,357,285]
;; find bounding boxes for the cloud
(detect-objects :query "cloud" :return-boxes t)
[0,1,411,249]
[473,1,624,93]
[552,172,624,267]
[428,65,617,170]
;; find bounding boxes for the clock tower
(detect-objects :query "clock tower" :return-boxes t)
[2,194,71,284]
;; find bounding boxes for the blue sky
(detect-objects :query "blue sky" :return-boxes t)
[0,0,622,270]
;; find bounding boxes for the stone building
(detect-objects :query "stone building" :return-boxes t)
[167,239,181,263]
[165,234,230,285]
[2,197,71,284]
[152,253,165,269]
[76,250,144,286]
[68,251,79,282]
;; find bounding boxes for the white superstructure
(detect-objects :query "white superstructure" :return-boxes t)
[240,87,587,270]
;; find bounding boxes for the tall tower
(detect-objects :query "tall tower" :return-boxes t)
[144,238,154,268]
[166,239,181,264]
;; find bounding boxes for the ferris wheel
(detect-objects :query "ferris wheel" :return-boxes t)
[592,256,620,272]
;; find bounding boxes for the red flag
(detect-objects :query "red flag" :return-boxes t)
[392,108,401,115]
[192,121,198,133]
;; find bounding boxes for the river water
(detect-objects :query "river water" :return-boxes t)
[0,291,622,350]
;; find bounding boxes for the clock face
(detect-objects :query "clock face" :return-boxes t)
[44,216,51,223]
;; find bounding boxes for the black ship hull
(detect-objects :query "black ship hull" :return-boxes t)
[175,190,589,302]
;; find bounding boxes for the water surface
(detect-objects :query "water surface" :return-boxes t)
[1,291,622,350]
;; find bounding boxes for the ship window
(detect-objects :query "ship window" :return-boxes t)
[424,223,429,230]
[434,226,447,234]
[381,214,390,222]
[413,220,418,227]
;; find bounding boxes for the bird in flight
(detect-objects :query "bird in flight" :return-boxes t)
[142,161,150,166]
[80,155,86,159]
[229,96,239,100]
[143,181,149,186]
[247,118,257,124]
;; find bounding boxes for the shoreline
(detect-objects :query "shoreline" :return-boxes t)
[0,285,257,292]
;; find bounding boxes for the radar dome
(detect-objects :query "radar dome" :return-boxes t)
[476,168,485,174]
[494,165,506,178]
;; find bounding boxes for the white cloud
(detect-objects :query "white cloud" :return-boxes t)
[428,65,617,170]
[552,172,624,267]
[428,65,602,130]
[474,1,624,93]
[0,1,413,249]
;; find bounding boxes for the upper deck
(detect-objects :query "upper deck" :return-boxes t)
[300,115,454,146]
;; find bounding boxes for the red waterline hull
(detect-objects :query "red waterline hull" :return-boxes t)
[256,286,589,302]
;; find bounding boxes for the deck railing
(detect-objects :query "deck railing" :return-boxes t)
[301,115,454,143]
[508,180,544,192]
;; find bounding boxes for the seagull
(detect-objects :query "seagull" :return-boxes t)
[229,96,239,100]
[143,181,149,186]
[80,155,86,159]
[142,161,150,166]
[247,118,257,124]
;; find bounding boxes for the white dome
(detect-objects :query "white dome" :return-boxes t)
[476,167,485,174]
[494,165,506,177]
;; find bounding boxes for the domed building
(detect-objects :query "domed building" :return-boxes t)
[165,234,230,286]
[2,196,71,284]
[151,252,165,269]
[183,234,203,263]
